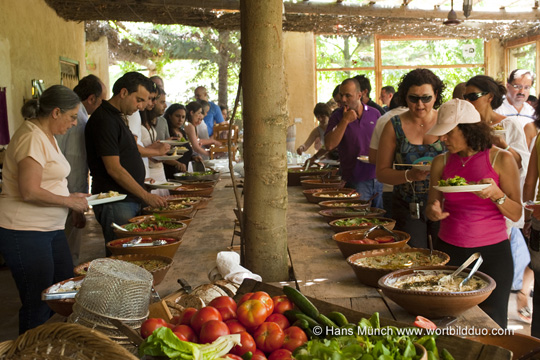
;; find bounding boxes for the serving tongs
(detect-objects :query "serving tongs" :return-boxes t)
[438,252,482,290]
[363,224,399,240]
[121,237,168,247]
[111,222,128,232]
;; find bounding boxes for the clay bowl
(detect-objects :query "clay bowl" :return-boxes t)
[106,236,183,258]
[300,174,341,183]
[166,197,201,209]
[129,214,193,226]
[167,195,212,210]
[169,184,214,197]
[312,189,361,203]
[300,179,343,190]
[319,207,386,221]
[302,188,324,203]
[467,333,540,360]
[42,276,85,316]
[333,228,410,258]
[318,199,371,210]
[176,179,218,187]
[378,266,496,318]
[142,203,195,217]
[174,170,221,182]
[328,216,396,233]
[75,254,173,286]
[288,167,332,186]
[112,220,187,240]
[347,248,450,288]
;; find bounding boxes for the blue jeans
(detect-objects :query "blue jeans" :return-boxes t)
[346,179,383,209]
[0,227,74,334]
[93,201,141,254]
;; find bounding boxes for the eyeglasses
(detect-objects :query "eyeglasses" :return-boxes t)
[407,95,433,104]
[463,92,488,102]
[511,84,532,91]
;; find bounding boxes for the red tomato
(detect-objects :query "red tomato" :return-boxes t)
[230,331,256,356]
[209,296,238,321]
[413,315,437,330]
[268,349,293,360]
[170,315,182,325]
[141,318,170,339]
[226,319,247,334]
[237,299,269,328]
[174,332,189,342]
[265,313,290,330]
[199,320,230,344]
[178,307,198,325]
[282,326,308,352]
[253,322,285,353]
[237,292,253,306]
[375,236,395,243]
[190,306,223,334]
[225,355,243,360]
[272,295,294,314]
[348,239,378,244]
[238,291,274,315]
[172,324,198,343]
[251,349,268,360]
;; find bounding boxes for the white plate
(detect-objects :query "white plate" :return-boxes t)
[433,184,491,193]
[152,155,183,161]
[357,155,370,163]
[144,181,182,189]
[87,194,127,206]
[167,147,189,155]
[492,129,506,136]
[160,140,189,145]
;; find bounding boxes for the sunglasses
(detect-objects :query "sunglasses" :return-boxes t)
[407,95,433,104]
[463,92,488,102]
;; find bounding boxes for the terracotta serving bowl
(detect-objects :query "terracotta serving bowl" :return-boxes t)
[112,220,187,240]
[142,203,195,217]
[318,199,371,210]
[129,214,193,226]
[319,207,386,221]
[174,170,221,182]
[288,167,332,186]
[169,184,214,197]
[42,276,85,316]
[467,333,540,360]
[176,179,218,187]
[328,216,396,233]
[167,195,212,209]
[300,179,343,190]
[378,266,496,318]
[300,174,341,182]
[302,188,324,203]
[333,228,410,258]
[75,254,173,285]
[347,248,450,287]
[106,236,183,258]
[312,189,361,203]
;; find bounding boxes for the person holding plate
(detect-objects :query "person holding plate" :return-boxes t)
[426,99,522,328]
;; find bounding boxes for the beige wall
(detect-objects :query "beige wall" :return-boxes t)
[283,32,317,155]
[485,39,506,82]
[0,0,85,137]
[86,36,111,98]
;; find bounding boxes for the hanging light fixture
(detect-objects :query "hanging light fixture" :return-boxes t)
[463,0,472,18]
[443,0,461,26]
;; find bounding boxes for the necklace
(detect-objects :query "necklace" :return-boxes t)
[459,153,477,167]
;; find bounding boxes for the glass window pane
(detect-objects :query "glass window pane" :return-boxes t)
[316,70,375,103]
[381,39,484,66]
[508,43,537,96]
[317,35,374,69]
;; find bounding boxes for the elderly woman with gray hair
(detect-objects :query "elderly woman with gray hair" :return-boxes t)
[0,85,89,333]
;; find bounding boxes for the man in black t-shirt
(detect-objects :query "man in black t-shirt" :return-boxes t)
[85,72,167,247]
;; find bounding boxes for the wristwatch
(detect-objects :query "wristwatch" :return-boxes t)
[493,194,507,205]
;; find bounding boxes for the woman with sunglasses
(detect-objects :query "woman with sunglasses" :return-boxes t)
[465,75,532,323]
[376,68,446,248]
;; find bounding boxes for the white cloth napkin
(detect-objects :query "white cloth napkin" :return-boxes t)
[208,251,262,284]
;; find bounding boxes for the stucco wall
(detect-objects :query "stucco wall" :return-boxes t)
[86,36,111,98]
[283,32,317,155]
[486,39,506,82]
[0,0,85,137]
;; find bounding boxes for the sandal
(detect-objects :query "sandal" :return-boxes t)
[518,306,532,324]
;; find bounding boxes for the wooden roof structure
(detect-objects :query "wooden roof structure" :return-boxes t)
[45,0,540,42]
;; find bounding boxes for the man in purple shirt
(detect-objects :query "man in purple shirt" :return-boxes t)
[325,78,383,208]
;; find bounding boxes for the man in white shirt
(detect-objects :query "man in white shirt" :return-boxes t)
[495,69,536,127]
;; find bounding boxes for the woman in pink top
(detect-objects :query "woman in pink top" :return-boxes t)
[426,99,522,328]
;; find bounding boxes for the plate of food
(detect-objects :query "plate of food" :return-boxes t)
[144,181,183,189]
[433,176,490,193]
[491,124,506,136]
[357,155,370,163]
[152,155,183,161]
[87,191,127,206]
[167,147,189,155]
[160,139,189,146]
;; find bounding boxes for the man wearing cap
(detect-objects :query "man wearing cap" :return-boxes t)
[495,69,536,127]
[426,98,522,328]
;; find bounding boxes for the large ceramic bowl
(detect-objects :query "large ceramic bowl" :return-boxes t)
[288,167,332,186]
[106,236,183,258]
[112,220,187,240]
[300,179,343,190]
[333,228,410,258]
[302,188,324,203]
[328,216,396,233]
[129,214,193,226]
[169,184,214,197]
[467,333,540,360]
[167,195,212,209]
[174,170,221,182]
[177,179,218,187]
[319,207,386,221]
[75,254,173,285]
[142,203,195,217]
[312,189,361,203]
[378,266,496,318]
[42,276,85,316]
[300,174,341,182]
[318,199,371,210]
[347,248,450,287]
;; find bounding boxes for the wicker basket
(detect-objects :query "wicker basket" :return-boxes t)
[0,322,138,359]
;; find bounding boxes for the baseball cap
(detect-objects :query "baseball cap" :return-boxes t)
[426,98,481,136]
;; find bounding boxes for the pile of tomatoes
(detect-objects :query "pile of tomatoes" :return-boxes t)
[140,291,307,360]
